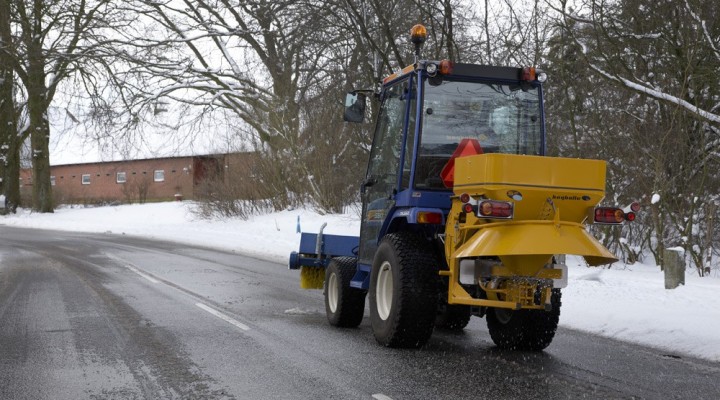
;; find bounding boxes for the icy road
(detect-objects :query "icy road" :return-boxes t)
[1,226,718,399]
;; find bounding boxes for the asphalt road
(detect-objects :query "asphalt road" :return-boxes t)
[0,225,718,400]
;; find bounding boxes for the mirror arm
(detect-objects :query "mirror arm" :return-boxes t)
[362,176,377,188]
[351,87,380,99]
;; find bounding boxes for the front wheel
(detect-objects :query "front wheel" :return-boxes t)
[369,232,439,348]
[486,289,562,351]
[325,257,366,328]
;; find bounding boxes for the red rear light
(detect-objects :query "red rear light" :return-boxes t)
[594,207,625,224]
[463,203,475,214]
[417,211,443,224]
[625,212,636,222]
[478,200,513,219]
[459,193,471,203]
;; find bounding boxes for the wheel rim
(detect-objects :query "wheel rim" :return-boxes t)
[494,307,513,324]
[376,261,393,320]
[328,272,339,313]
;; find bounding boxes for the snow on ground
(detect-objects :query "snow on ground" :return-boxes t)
[2,202,719,362]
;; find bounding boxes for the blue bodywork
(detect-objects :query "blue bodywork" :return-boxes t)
[288,231,359,270]
[288,191,449,289]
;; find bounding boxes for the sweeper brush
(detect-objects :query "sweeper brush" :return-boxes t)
[289,224,358,290]
[300,265,324,289]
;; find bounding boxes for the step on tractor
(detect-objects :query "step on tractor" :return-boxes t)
[289,24,637,350]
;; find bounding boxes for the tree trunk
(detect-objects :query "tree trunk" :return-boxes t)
[30,122,52,212]
[27,37,53,212]
[3,144,20,211]
[0,0,19,211]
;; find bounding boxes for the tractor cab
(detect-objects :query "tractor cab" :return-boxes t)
[347,60,548,270]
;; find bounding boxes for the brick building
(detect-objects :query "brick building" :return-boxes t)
[19,153,256,205]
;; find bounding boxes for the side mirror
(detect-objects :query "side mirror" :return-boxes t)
[343,92,366,123]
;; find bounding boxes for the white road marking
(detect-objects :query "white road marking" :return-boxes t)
[372,394,394,400]
[126,265,160,284]
[110,253,250,333]
[195,302,250,331]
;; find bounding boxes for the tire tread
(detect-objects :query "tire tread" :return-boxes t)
[371,232,439,348]
[326,257,366,328]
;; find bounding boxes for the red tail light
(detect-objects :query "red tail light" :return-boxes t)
[594,207,625,224]
[625,212,636,222]
[463,203,475,214]
[478,200,513,219]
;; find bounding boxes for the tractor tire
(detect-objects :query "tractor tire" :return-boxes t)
[369,232,439,348]
[325,257,366,328]
[435,304,472,331]
[486,288,562,351]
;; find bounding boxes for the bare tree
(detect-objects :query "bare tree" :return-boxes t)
[1,0,136,212]
[555,0,720,125]
[549,0,720,273]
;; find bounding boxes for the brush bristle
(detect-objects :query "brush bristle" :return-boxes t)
[300,266,325,289]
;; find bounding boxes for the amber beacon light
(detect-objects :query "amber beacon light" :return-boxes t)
[410,24,427,44]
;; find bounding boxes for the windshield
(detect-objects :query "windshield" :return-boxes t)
[415,79,543,189]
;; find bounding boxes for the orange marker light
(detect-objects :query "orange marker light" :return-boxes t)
[521,67,536,81]
[439,59,454,75]
[417,211,442,224]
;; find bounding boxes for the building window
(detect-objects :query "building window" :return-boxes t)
[50,176,56,186]
[154,170,165,182]
[82,174,91,185]
[116,172,127,183]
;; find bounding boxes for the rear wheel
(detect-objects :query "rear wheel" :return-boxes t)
[436,274,472,331]
[436,304,472,331]
[325,257,366,328]
[486,289,561,351]
[369,232,439,348]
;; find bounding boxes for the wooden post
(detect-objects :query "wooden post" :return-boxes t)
[662,248,685,289]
